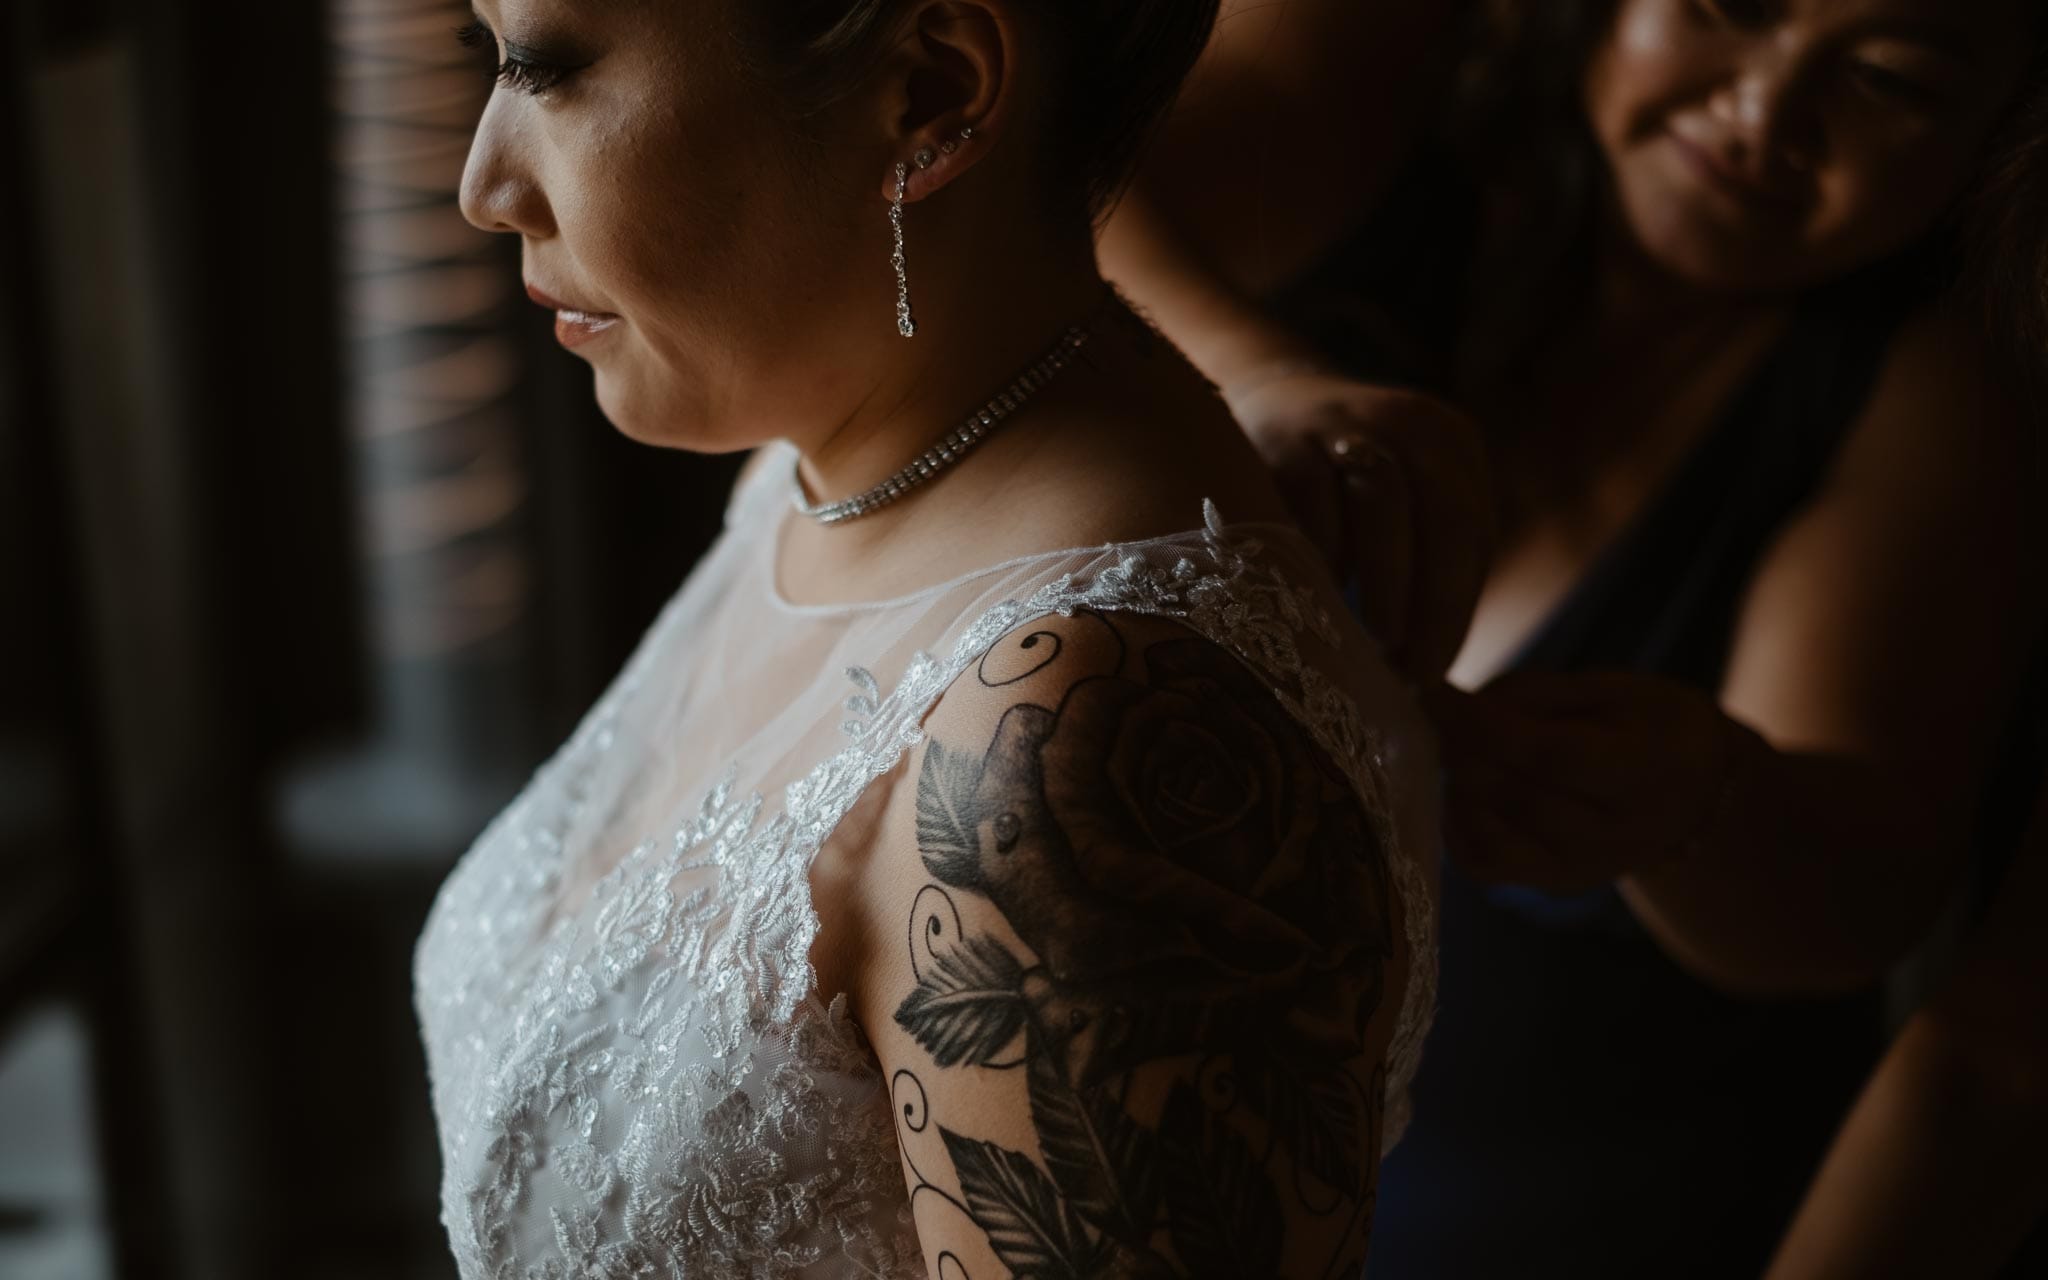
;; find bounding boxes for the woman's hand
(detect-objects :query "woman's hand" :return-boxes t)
[1423,671,1768,895]
[1225,368,1492,682]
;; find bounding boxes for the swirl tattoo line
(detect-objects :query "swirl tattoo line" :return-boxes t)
[890,1068,975,1224]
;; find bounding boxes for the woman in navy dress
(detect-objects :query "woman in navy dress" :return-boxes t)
[1102,0,2048,1274]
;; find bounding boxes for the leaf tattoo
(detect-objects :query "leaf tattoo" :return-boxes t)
[941,1128,1108,1280]
[894,934,1029,1068]
[1239,1056,1364,1194]
[916,738,986,887]
[894,626,1390,1279]
[1159,1082,1285,1280]
[1028,1050,1162,1244]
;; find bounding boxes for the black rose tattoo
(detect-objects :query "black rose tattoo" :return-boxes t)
[892,626,1393,1278]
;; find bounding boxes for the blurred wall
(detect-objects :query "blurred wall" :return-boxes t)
[0,1,740,1277]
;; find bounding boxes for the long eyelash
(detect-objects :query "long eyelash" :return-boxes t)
[1852,63,1938,108]
[1691,0,1773,28]
[453,20,574,96]
[496,60,572,95]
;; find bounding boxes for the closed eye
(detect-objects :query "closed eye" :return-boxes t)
[1690,0,1775,29]
[494,56,576,96]
[454,18,583,97]
[1849,61,1943,109]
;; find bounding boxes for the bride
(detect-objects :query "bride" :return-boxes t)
[413,2,1438,1276]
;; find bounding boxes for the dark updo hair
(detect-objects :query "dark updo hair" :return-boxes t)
[1449,0,2048,401]
[739,1,1221,222]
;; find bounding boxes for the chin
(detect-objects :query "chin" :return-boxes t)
[1649,237,1778,294]
[1622,196,1805,298]
[1661,238,1833,299]
[593,375,687,450]
[593,375,761,456]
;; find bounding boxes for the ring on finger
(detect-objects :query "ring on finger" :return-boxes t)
[1329,436,1392,470]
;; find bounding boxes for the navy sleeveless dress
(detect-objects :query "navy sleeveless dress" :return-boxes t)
[1275,139,2048,1268]
[1357,276,1910,1278]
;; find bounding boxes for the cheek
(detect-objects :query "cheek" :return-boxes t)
[578,104,763,327]
[1808,126,1980,261]
[609,157,866,413]
[1586,0,1710,148]
[556,109,876,446]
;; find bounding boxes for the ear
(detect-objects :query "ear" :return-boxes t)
[872,1,1018,204]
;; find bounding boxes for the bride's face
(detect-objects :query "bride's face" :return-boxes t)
[459,0,890,450]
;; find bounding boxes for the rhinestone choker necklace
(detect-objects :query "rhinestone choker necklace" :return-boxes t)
[790,325,1091,526]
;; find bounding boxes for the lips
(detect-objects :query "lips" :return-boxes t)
[526,281,622,349]
[1665,129,1805,217]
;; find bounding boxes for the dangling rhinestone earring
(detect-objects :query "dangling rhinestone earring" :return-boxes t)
[891,162,915,339]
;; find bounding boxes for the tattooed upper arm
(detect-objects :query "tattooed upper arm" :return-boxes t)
[852,610,1399,1280]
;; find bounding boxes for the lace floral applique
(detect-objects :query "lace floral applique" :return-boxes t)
[414,509,1435,1279]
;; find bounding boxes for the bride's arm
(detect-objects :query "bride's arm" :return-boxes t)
[844,610,1403,1279]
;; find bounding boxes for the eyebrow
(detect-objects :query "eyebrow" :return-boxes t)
[1860,16,1986,66]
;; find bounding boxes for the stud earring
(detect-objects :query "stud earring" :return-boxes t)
[890,162,915,339]
[913,146,936,170]
[959,125,976,141]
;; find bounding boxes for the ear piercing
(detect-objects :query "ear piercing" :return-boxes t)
[887,126,980,340]
[926,126,979,162]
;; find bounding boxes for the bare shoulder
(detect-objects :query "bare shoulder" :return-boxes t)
[1724,303,2043,758]
[912,609,1398,998]
[850,609,1400,1278]
[1009,404,1298,550]
[1832,305,2034,501]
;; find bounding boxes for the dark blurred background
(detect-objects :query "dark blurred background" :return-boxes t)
[0,1,739,1276]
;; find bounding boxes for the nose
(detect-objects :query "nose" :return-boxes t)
[1706,46,1819,177]
[458,101,556,238]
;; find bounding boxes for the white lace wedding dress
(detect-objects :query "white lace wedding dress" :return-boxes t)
[413,442,1439,1279]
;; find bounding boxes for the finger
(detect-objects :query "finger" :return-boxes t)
[1418,683,1494,756]
[1428,679,1623,763]
[1457,803,1625,897]
[1261,432,1349,580]
[1479,669,1644,719]
[1381,414,1495,681]
[1445,803,1554,886]
[1423,683,1639,805]
[1424,683,1574,763]
[1392,438,1490,679]
[1335,440,1414,655]
[1472,672,1692,785]
[1460,759,1646,877]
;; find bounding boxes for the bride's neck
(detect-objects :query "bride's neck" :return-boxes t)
[793,231,1107,505]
